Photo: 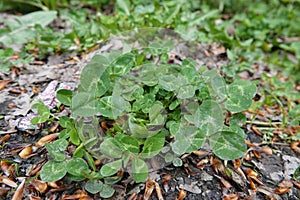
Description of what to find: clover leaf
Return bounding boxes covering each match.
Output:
[226,79,257,112]
[40,160,67,182]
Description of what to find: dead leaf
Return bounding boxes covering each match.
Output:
[30,179,48,194]
[274,187,291,194]
[127,193,137,200]
[215,175,232,189]
[293,180,300,189]
[0,161,11,176]
[257,186,282,199]
[251,126,262,136]
[35,133,59,147]
[61,190,92,200]
[47,181,60,188]
[154,182,164,200]
[252,150,261,159]
[291,141,300,154]
[0,134,10,145]
[19,145,33,159]
[11,178,26,200]
[28,159,47,176]
[0,176,18,188]
[261,146,273,155]
[29,195,42,200]
[243,167,264,185]
[144,178,155,200]
[0,79,11,91]
[232,159,241,169]
[0,187,10,198]
[222,193,240,200]
[161,173,171,192]
[196,158,209,169]
[278,179,293,188]
[248,177,257,191]
[49,123,59,132]
[183,163,198,175]
[211,157,226,176]
[176,189,186,200]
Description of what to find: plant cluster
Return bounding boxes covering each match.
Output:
[34,38,257,197]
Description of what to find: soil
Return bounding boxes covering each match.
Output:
[0,30,299,200]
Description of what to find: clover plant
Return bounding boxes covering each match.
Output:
[38,39,256,197]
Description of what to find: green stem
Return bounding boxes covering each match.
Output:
[264,89,288,127]
[246,120,282,126]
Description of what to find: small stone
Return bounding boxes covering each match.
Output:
[282,155,300,178]
[179,182,201,194]
[200,171,213,181]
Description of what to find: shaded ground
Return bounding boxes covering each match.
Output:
[1,37,300,200]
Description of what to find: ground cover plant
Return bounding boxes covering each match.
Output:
[0,0,300,199]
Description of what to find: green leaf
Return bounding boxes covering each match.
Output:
[59,129,69,139]
[70,128,80,146]
[31,100,50,123]
[78,55,109,92]
[111,94,130,118]
[83,150,96,171]
[116,0,131,15]
[104,176,122,185]
[169,99,180,110]
[100,184,115,198]
[72,92,97,117]
[0,11,57,46]
[203,70,227,102]
[177,85,196,99]
[148,102,166,125]
[100,160,122,177]
[128,117,149,138]
[184,100,224,136]
[171,125,205,155]
[111,53,134,75]
[31,116,49,125]
[158,75,178,91]
[59,116,74,128]
[85,180,103,194]
[56,89,73,106]
[141,133,165,158]
[172,158,183,167]
[209,131,247,160]
[226,80,257,112]
[164,152,174,163]
[45,138,68,161]
[100,138,123,158]
[132,158,148,183]
[40,160,67,182]
[229,113,247,127]
[66,158,90,177]
[97,96,113,118]
[66,173,86,182]
[122,151,131,168]
[114,134,140,154]
[138,63,158,86]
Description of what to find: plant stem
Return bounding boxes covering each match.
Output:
[246,121,282,126]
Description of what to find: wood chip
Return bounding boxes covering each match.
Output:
[11,178,26,200]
